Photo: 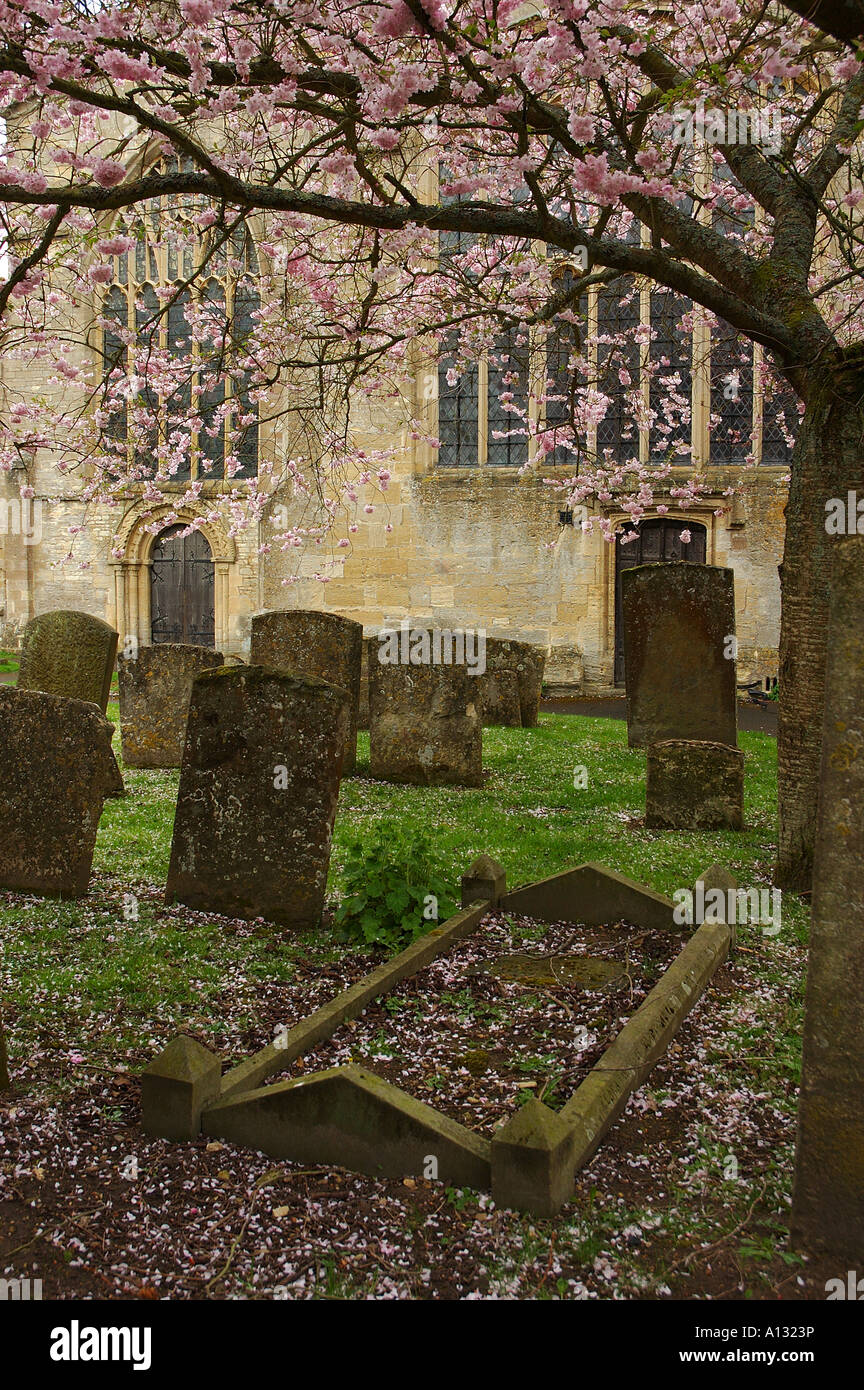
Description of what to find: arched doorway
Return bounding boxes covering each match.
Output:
[614,518,707,683]
[150,525,215,646]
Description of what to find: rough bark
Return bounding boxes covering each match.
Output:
[776,359,864,890]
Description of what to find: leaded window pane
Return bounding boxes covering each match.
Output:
[596,282,640,457]
[710,321,754,464]
[649,288,692,460]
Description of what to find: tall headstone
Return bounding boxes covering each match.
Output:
[621,563,737,748]
[369,637,483,786]
[485,637,546,727]
[0,688,117,897]
[165,666,350,929]
[646,739,744,830]
[118,643,224,768]
[250,610,362,774]
[17,610,118,713]
[791,536,864,1259]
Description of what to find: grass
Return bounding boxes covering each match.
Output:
[1,709,803,1071]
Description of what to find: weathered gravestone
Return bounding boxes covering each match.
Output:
[621,563,737,748]
[645,739,744,830]
[17,609,124,795]
[0,688,117,897]
[479,666,523,728]
[17,609,118,712]
[791,536,864,1260]
[165,665,350,929]
[250,610,362,774]
[484,637,546,727]
[118,643,224,768]
[369,635,483,786]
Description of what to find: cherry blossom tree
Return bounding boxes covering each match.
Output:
[0,0,862,890]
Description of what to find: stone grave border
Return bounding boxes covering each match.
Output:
[142,859,735,1215]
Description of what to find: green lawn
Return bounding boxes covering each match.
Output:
[1,710,804,1070]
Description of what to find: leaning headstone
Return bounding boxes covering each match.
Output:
[645,739,744,830]
[485,637,546,727]
[369,636,483,786]
[791,536,864,1259]
[250,610,362,774]
[17,609,118,713]
[0,688,117,897]
[165,665,350,929]
[621,563,737,749]
[118,643,224,768]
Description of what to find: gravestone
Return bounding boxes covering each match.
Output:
[0,688,117,897]
[479,666,523,728]
[118,643,224,768]
[621,563,737,748]
[791,536,864,1259]
[645,739,744,830]
[17,609,118,713]
[250,610,362,774]
[369,636,483,786]
[485,637,546,727]
[165,665,350,929]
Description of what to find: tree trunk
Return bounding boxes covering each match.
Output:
[790,534,864,1258]
[775,359,864,891]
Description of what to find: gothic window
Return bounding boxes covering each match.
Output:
[101,157,260,481]
[431,170,796,469]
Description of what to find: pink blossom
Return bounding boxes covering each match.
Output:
[96,236,134,256]
[91,159,126,188]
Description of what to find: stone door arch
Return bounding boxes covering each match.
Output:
[110,505,235,653]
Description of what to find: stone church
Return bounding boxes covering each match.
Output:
[0,152,791,695]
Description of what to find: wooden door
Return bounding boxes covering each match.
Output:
[150,526,215,646]
[614,519,707,684]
